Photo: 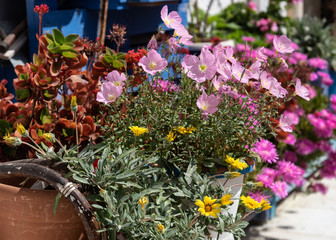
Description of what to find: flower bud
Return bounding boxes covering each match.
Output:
[16,123,29,137]
[70,95,78,112]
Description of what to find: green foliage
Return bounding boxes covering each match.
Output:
[288,16,336,70]
[45,29,80,58]
[103,47,127,69]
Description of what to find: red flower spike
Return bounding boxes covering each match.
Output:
[34,4,49,16]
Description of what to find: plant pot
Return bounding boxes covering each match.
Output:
[0,179,87,240]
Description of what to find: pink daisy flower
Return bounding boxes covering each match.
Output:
[270,181,288,198]
[252,138,279,163]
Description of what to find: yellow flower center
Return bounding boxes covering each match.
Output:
[202,104,208,110]
[149,61,157,69]
[205,205,212,212]
[114,82,121,86]
[199,64,208,72]
[108,94,115,101]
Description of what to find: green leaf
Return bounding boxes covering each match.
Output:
[53,192,62,215]
[115,171,136,180]
[64,34,79,43]
[103,54,114,64]
[62,50,78,58]
[15,88,29,101]
[72,174,90,184]
[59,44,74,51]
[112,60,124,69]
[52,28,65,44]
[0,120,10,134]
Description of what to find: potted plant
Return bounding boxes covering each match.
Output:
[0,4,310,240]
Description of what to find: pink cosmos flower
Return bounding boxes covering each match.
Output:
[196,92,219,114]
[273,35,294,54]
[105,70,126,87]
[138,49,168,75]
[252,138,279,163]
[294,78,310,101]
[147,35,158,50]
[284,133,296,145]
[96,82,123,104]
[186,49,217,83]
[160,5,182,29]
[270,181,288,198]
[279,114,293,132]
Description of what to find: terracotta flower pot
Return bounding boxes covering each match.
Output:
[0,179,87,240]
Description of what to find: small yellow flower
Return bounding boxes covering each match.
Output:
[260,198,272,211]
[195,196,221,218]
[229,172,242,179]
[174,126,196,134]
[240,195,262,210]
[129,126,149,136]
[71,95,77,109]
[156,223,165,234]
[3,133,22,147]
[166,130,177,142]
[137,197,148,210]
[43,133,54,141]
[16,123,27,136]
[225,155,248,170]
[220,194,233,206]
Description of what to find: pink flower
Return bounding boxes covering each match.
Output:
[196,92,219,114]
[294,78,310,101]
[248,2,257,11]
[138,49,168,75]
[271,22,278,32]
[256,168,277,188]
[283,110,299,125]
[273,35,294,54]
[265,33,276,43]
[295,139,316,155]
[292,52,307,62]
[147,35,158,50]
[277,58,288,72]
[269,80,288,98]
[151,79,179,92]
[284,134,296,145]
[160,5,182,29]
[283,151,297,162]
[310,183,328,195]
[174,25,193,45]
[96,82,123,104]
[270,181,288,198]
[279,114,293,132]
[256,47,268,61]
[330,94,336,104]
[231,62,251,83]
[167,37,180,53]
[106,70,126,87]
[260,71,276,89]
[308,57,328,70]
[186,49,217,83]
[277,161,305,186]
[242,36,255,42]
[252,138,279,163]
[310,72,318,81]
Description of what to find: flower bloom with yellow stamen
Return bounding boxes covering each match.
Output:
[156,223,165,234]
[240,195,262,210]
[3,133,22,147]
[129,126,149,136]
[174,126,196,134]
[220,194,233,206]
[137,197,148,210]
[225,155,248,170]
[43,133,54,141]
[195,196,221,218]
[16,123,27,136]
[260,198,272,211]
[166,130,177,142]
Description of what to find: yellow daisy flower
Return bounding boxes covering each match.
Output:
[16,123,27,136]
[156,223,165,234]
[260,198,272,211]
[225,155,248,170]
[229,172,242,179]
[174,126,196,134]
[166,130,177,142]
[129,126,149,136]
[240,195,262,210]
[220,194,233,206]
[195,196,221,218]
[137,197,148,210]
[43,133,54,141]
[3,133,22,147]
